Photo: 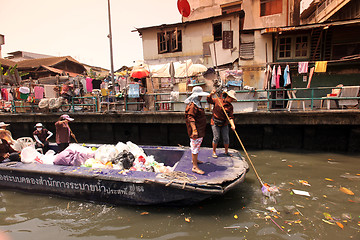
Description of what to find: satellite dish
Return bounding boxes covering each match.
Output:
[177,0,191,17]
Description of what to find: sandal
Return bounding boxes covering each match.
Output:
[225,152,233,157]
[192,167,204,175]
[212,153,218,158]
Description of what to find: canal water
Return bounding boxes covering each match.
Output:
[0,150,359,240]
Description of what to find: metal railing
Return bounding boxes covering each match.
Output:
[3,86,359,114]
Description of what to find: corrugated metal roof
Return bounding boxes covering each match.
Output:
[41,65,82,77]
[17,56,82,69]
[0,58,17,67]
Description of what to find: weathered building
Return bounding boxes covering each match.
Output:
[135,0,360,90]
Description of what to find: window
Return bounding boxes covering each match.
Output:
[213,23,222,41]
[157,30,182,54]
[260,0,282,16]
[278,35,309,59]
[295,36,308,57]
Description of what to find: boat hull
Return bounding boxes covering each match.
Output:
[0,146,248,206]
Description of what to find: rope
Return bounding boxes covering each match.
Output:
[160,171,197,188]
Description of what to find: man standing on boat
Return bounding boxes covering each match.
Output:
[55,114,75,153]
[207,89,237,158]
[185,86,209,175]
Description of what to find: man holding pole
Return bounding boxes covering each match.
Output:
[207,89,237,158]
[55,114,76,153]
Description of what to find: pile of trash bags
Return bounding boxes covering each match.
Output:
[20,141,173,173]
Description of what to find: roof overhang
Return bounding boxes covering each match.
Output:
[133,10,245,34]
[261,18,360,34]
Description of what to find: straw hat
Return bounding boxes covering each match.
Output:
[224,90,237,101]
[0,122,10,127]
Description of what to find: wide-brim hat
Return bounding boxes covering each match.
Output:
[224,90,237,101]
[35,123,44,128]
[190,86,210,97]
[61,114,74,121]
[0,122,10,127]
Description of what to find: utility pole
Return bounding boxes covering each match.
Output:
[107,0,115,94]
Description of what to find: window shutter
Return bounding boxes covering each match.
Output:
[240,33,254,59]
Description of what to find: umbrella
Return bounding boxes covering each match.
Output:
[131,69,149,79]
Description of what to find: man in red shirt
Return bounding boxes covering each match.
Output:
[55,114,75,153]
[207,89,236,158]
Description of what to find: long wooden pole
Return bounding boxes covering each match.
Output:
[215,93,264,187]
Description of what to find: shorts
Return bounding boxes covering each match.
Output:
[190,137,203,155]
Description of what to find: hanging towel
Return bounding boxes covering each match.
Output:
[34,86,44,100]
[44,85,57,98]
[263,65,272,90]
[80,78,88,93]
[276,65,282,89]
[128,83,140,98]
[86,77,93,92]
[270,65,276,88]
[298,62,308,74]
[1,89,8,101]
[315,61,327,72]
[178,82,187,93]
[283,65,291,87]
[307,67,315,88]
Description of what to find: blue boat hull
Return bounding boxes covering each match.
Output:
[0,146,249,206]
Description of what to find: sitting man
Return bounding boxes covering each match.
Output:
[0,137,20,163]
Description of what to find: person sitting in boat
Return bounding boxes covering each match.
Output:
[0,133,20,163]
[184,86,209,175]
[0,122,15,144]
[207,89,237,158]
[55,114,75,153]
[33,123,53,154]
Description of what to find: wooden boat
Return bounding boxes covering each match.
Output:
[0,145,248,206]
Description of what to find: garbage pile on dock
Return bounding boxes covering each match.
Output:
[20,141,173,173]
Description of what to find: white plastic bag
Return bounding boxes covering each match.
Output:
[94,145,119,164]
[115,142,130,153]
[40,150,56,165]
[126,141,145,159]
[21,146,41,164]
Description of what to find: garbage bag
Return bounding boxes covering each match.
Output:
[113,150,135,169]
[21,146,41,164]
[40,150,56,165]
[115,142,130,153]
[126,141,145,159]
[94,145,119,164]
[38,99,49,109]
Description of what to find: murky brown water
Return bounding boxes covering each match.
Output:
[0,150,359,240]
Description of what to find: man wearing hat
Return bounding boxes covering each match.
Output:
[0,122,15,144]
[184,86,210,175]
[207,89,237,158]
[0,122,20,162]
[55,114,75,153]
[33,123,53,153]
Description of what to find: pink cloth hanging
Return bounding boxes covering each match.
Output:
[34,86,44,99]
[86,77,93,92]
[307,67,315,88]
[276,65,282,89]
[298,62,308,74]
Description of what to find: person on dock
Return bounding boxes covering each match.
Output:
[207,89,236,158]
[184,86,209,175]
[33,123,53,154]
[55,114,75,153]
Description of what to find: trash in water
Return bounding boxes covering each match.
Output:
[299,180,311,186]
[339,187,354,195]
[325,178,334,181]
[266,207,278,213]
[291,189,311,197]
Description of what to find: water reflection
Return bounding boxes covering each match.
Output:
[0,150,359,240]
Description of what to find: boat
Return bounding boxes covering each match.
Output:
[0,145,249,206]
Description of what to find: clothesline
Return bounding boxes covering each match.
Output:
[265,55,360,66]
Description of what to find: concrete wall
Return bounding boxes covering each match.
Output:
[3,112,360,152]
